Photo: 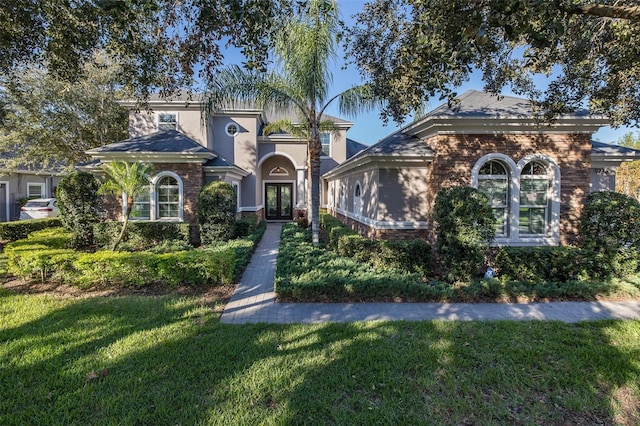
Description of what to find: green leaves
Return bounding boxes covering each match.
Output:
[349,0,640,126]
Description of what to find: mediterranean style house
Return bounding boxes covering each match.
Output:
[84,94,365,226]
[83,90,638,246]
[324,90,640,246]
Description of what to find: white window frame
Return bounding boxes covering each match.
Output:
[339,183,346,211]
[353,181,363,216]
[129,185,151,221]
[157,112,178,131]
[320,133,331,157]
[472,153,560,246]
[477,160,511,237]
[232,181,240,213]
[27,183,45,199]
[0,181,9,222]
[155,174,181,221]
[122,171,184,222]
[225,122,239,137]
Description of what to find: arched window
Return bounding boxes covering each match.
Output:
[156,175,180,220]
[353,182,363,216]
[478,160,509,236]
[339,184,346,211]
[519,161,549,235]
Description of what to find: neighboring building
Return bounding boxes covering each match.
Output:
[85,95,364,225]
[84,90,638,247]
[0,153,64,221]
[324,90,640,246]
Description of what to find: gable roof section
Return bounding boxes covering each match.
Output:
[404,90,608,138]
[323,131,433,178]
[86,130,215,163]
[591,140,640,167]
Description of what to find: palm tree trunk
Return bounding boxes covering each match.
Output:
[309,136,322,245]
[113,197,132,251]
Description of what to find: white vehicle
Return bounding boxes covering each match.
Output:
[19,198,59,220]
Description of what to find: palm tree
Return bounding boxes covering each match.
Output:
[98,161,153,250]
[204,0,380,245]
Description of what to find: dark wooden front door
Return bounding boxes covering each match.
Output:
[265,183,293,220]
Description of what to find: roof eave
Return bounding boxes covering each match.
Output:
[323,154,433,179]
[407,116,610,138]
[86,152,215,163]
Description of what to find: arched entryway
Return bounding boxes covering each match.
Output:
[260,155,298,221]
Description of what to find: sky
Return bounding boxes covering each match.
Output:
[227,0,635,146]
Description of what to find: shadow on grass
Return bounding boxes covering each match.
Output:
[1,291,639,424]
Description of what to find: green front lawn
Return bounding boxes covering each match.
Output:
[1,290,639,425]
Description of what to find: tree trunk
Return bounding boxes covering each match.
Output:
[113,196,133,251]
[309,135,322,246]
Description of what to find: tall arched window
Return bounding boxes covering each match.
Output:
[156,175,180,220]
[353,182,363,216]
[478,160,509,236]
[519,161,549,235]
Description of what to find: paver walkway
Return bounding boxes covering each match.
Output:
[220,223,640,324]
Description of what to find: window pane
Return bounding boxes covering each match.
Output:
[320,133,330,156]
[131,203,150,219]
[158,113,177,131]
[520,179,548,206]
[27,184,43,199]
[519,207,546,234]
[478,179,507,206]
[492,207,506,235]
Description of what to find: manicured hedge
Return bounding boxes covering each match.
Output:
[275,223,640,302]
[93,221,193,250]
[5,227,235,288]
[493,246,640,282]
[320,212,431,276]
[0,218,62,242]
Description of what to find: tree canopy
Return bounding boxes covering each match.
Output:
[347,0,640,125]
[0,55,128,171]
[204,0,379,244]
[0,0,293,99]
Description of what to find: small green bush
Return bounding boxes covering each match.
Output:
[56,171,101,247]
[198,181,237,245]
[377,239,432,276]
[232,214,260,238]
[93,221,192,251]
[579,191,640,250]
[434,186,495,283]
[0,218,61,242]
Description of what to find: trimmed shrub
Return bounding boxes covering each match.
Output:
[67,249,235,288]
[434,186,495,283]
[93,221,192,251]
[0,218,61,242]
[56,171,101,247]
[579,191,640,249]
[4,228,77,281]
[198,181,237,245]
[494,245,639,282]
[377,239,431,276]
[4,218,268,288]
[494,246,587,282]
[232,214,260,238]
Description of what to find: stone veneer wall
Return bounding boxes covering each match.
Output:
[425,133,592,246]
[99,162,205,225]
